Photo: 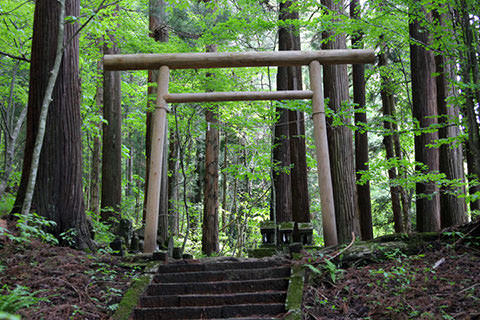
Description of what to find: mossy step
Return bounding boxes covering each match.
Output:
[153,265,291,283]
[134,303,285,320]
[139,291,287,307]
[145,278,289,296]
[211,318,280,320]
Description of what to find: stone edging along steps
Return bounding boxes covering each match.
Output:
[114,256,304,320]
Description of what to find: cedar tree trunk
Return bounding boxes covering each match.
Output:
[351,0,373,240]
[321,0,360,243]
[12,0,93,249]
[202,43,220,256]
[435,54,467,227]
[409,4,441,232]
[379,46,404,233]
[101,28,122,221]
[272,0,294,223]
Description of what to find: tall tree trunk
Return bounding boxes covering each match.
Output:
[0,63,27,200]
[272,0,294,224]
[90,135,101,216]
[12,0,93,249]
[394,133,412,232]
[321,0,360,244]
[221,133,228,228]
[409,4,441,232]
[457,0,480,212]
[193,143,204,205]
[435,53,467,227]
[466,145,480,211]
[167,126,179,235]
[0,110,27,200]
[202,43,220,256]
[379,46,404,233]
[275,0,310,239]
[125,136,133,197]
[286,7,311,226]
[101,6,122,222]
[89,67,102,217]
[351,0,373,240]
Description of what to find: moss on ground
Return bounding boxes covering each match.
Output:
[112,261,159,320]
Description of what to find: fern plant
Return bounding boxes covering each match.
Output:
[0,213,59,246]
[0,285,47,314]
[14,213,58,245]
[0,312,20,320]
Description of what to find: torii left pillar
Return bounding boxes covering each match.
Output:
[144,65,169,253]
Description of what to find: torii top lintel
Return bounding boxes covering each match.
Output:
[103,49,375,71]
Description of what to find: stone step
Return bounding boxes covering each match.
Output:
[210,318,280,320]
[139,291,287,307]
[134,303,285,320]
[145,278,289,296]
[153,265,291,283]
[156,260,287,274]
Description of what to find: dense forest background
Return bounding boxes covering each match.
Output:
[0,0,479,257]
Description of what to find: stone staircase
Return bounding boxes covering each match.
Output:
[133,257,291,320]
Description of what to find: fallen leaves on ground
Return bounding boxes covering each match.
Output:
[0,222,140,320]
[303,238,480,319]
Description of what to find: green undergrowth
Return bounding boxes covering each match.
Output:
[0,285,48,319]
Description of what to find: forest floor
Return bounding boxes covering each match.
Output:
[0,219,141,320]
[302,221,480,320]
[1,217,479,320]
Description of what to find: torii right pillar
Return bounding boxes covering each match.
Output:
[309,60,338,247]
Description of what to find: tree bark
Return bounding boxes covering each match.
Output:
[0,63,28,200]
[435,53,467,227]
[457,0,480,212]
[167,126,179,235]
[89,68,102,217]
[285,4,311,226]
[351,0,373,240]
[321,0,360,244]
[466,145,480,211]
[221,133,228,228]
[409,4,441,232]
[125,135,133,197]
[379,47,404,233]
[0,107,26,200]
[202,43,220,256]
[272,0,294,224]
[101,6,122,222]
[12,0,93,249]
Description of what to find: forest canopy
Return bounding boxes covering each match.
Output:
[0,0,479,256]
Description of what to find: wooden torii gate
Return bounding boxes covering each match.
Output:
[103,50,376,253]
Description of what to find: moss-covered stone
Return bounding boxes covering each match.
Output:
[297,222,313,230]
[284,309,302,320]
[247,247,278,258]
[278,221,295,231]
[112,275,151,320]
[260,221,276,229]
[285,264,304,320]
[112,262,159,320]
